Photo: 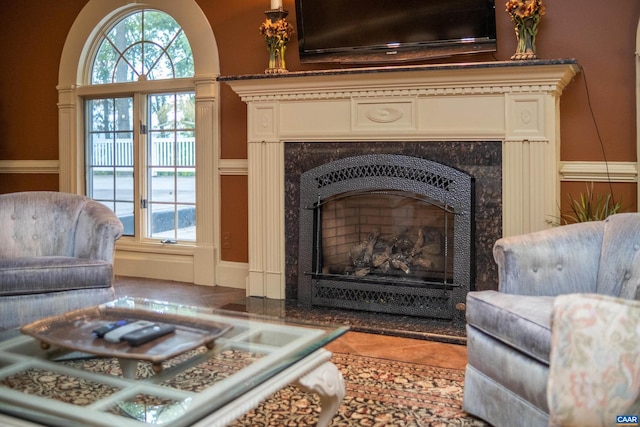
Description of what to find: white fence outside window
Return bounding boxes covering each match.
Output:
[90,137,195,170]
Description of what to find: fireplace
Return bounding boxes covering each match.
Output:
[298,154,473,324]
[222,60,580,309]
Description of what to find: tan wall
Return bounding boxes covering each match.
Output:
[220,175,248,262]
[0,0,638,263]
[0,175,58,194]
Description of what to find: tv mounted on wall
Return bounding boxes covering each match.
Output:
[294,0,497,64]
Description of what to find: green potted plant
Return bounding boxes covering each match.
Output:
[557,182,622,225]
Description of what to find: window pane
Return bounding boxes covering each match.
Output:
[91,169,115,200]
[147,51,175,80]
[122,43,144,80]
[177,204,196,241]
[149,202,173,239]
[115,167,134,201]
[111,13,143,49]
[169,31,194,78]
[177,132,195,166]
[148,203,196,241]
[86,97,135,237]
[147,91,195,242]
[176,93,195,130]
[89,99,114,132]
[149,94,175,130]
[115,132,134,167]
[91,9,193,83]
[116,202,135,236]
[144,10,181,44]
[176,171,195,203]
[114,98,133,132]
[149,171,175,203]
[149,133,175,167]
[92,42,118,85]
[88,132,109,166]
[112,57,137,83]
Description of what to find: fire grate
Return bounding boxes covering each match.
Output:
[298,154,474,327]
[313,282,453,318]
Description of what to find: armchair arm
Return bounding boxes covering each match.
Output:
[493,221,603,296]
[73,201,124,262]
[547,294,640,427]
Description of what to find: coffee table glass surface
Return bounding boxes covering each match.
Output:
[0,297,348,427]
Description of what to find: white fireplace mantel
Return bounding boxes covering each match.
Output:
[222,60,581,299]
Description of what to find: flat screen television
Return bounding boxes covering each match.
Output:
[294,0,497,64]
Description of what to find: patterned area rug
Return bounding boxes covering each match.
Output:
[1,349,487,426]
[231,352,488,427]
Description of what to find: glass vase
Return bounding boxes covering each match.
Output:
[265,44,288,74]
[511,17,539,60]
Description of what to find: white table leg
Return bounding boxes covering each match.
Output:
[294,361,345,427]
[118,358,138,379]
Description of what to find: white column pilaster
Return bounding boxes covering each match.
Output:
[194,77,218,285]
[247,102,285,298]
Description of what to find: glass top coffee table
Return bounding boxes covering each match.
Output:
[0,297,348,427]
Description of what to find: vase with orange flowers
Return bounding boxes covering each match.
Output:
[260,10,294,74]
[505,0,546,60]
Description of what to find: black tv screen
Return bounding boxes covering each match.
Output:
[295,0,497,64]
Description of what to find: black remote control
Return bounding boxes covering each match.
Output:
[103,320,156,343]
[121,323,176,346]
[92,319,132,338]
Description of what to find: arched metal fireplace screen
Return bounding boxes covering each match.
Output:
[298,154,473,324]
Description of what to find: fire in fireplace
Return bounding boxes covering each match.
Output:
[298,154,473,325]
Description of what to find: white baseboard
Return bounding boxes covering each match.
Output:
[115,251,194,283]
[216,261,249,291]
[114,250,248,291]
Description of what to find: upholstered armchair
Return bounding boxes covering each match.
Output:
[0,191,123,334]
[463,213,640,427]
[547,293,640,426]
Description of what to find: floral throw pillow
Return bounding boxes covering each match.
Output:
[547,294,640,427]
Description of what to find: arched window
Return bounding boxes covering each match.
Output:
[91,10,194,84]
[86,9,196,241]
[59,0,221,285]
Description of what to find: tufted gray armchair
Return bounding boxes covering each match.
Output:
[0,191,123,334]
[463,213,640,426]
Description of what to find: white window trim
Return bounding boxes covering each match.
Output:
[58,0,230,287]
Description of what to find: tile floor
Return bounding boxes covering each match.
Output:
[113,276,468,370]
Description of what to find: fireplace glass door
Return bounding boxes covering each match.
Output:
[314,190,454,288]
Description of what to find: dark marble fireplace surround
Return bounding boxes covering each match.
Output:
[284,140,502,342]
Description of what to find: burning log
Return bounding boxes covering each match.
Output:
[390,253,411,274]
[371,239,393,267]
[410,227,425,256]
[348,226,445,277]
[350,229,380,268]
[354,268,370,277]
[364,229,380,263]
[411,227,445,270]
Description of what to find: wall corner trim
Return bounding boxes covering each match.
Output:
[560,161,638,182]
[0,160,60,174]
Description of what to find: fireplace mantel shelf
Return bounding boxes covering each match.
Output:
[224,59,581,299]
[218,58,579,82]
